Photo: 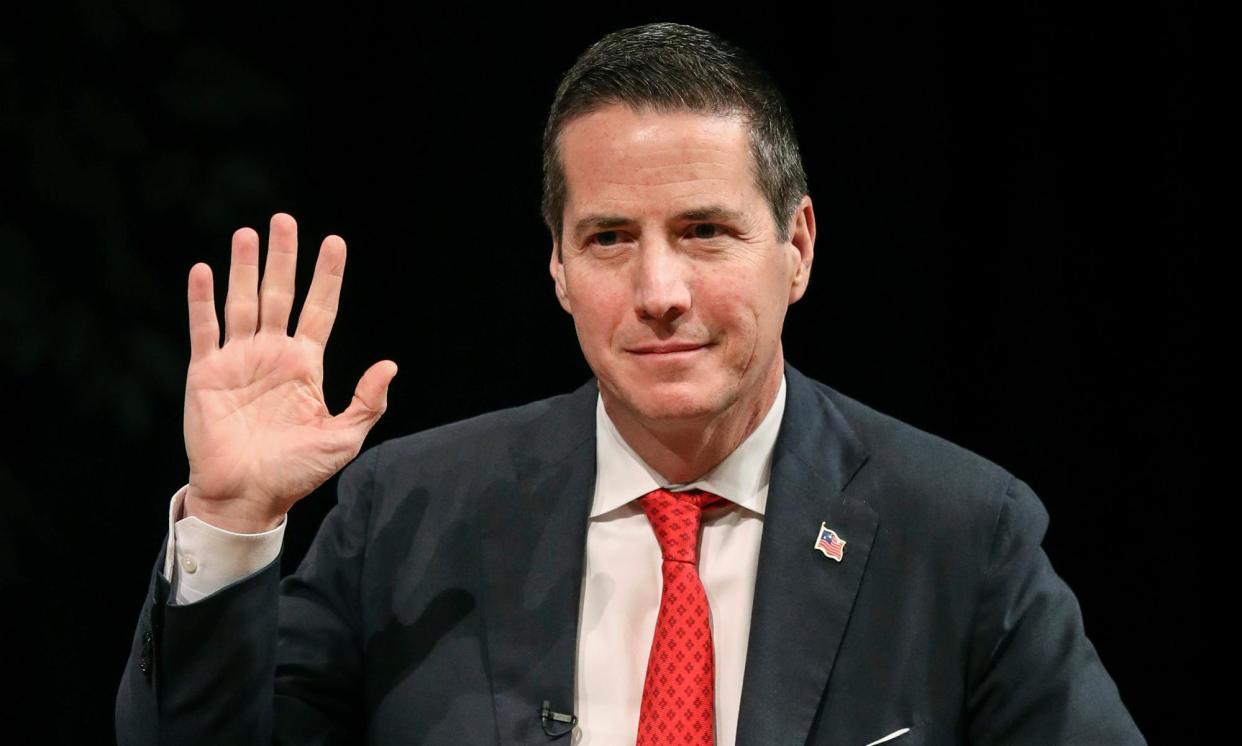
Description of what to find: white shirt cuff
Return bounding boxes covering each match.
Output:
[162,485,287,605]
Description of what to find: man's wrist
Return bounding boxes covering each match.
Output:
[182,490,284,534]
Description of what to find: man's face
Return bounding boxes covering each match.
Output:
[550,103,815,430]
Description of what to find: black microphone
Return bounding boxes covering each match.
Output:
[539,700,577,738]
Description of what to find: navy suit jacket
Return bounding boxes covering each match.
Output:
[116,364,1145,745]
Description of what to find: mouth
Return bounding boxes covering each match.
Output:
[626,342,710,358]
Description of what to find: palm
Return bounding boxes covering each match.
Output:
[188,338,334,510]
[183,214,396,529]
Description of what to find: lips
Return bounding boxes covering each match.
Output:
[627,342,709,354]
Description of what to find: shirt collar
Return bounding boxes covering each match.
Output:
[591,374,787,518]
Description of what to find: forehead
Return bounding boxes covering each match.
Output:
[558,103,761,221]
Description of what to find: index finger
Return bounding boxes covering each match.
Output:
[187,262,220,360]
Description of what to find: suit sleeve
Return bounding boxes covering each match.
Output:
[115,447,378,746]
[964,476,1145,745]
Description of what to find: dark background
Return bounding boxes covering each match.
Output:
[1,1,1197,742]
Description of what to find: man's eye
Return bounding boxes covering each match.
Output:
[592,231,620,246]
[688,224,721,239]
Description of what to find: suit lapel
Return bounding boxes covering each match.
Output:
[479,379,598,744]
[736,364,877,745]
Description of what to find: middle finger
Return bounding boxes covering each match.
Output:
[259,213,298,334]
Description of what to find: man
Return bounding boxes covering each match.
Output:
[116,22,1144,745]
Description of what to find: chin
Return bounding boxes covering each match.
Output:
[610,379,733,424]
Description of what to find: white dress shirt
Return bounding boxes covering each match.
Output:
[162,375,786,746]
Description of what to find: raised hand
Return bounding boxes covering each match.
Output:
[182,213,397,532]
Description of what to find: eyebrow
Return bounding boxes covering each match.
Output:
[572,205,747,237]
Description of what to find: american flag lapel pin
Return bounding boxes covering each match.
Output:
[813,521,846,562]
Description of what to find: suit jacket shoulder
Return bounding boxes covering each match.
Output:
[336,379,598,565]
[810,374,1017,506]
[352,379,597,502]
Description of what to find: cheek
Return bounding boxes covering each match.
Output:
[701,274,785,357]
[700,284,760,344]
[568,276,628,351]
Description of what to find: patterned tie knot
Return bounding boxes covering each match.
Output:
[638,488,723,564]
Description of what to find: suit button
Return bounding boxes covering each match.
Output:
[143,630,152,645]
[138,656,150,674]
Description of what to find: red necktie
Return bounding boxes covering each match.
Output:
[636,488,723,746]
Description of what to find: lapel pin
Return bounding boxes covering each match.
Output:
[813,521,846,562]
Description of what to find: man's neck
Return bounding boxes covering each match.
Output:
[603,355,785,484]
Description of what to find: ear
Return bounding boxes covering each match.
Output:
[786,195,816,304]
[549,236,572,313]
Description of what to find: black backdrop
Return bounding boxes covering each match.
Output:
[1,1,1198,742]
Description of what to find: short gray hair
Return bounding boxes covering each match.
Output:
[541,22,808,256]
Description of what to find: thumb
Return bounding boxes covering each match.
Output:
[336,359,398,432]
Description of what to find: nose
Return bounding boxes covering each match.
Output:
[633,239,691,324]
